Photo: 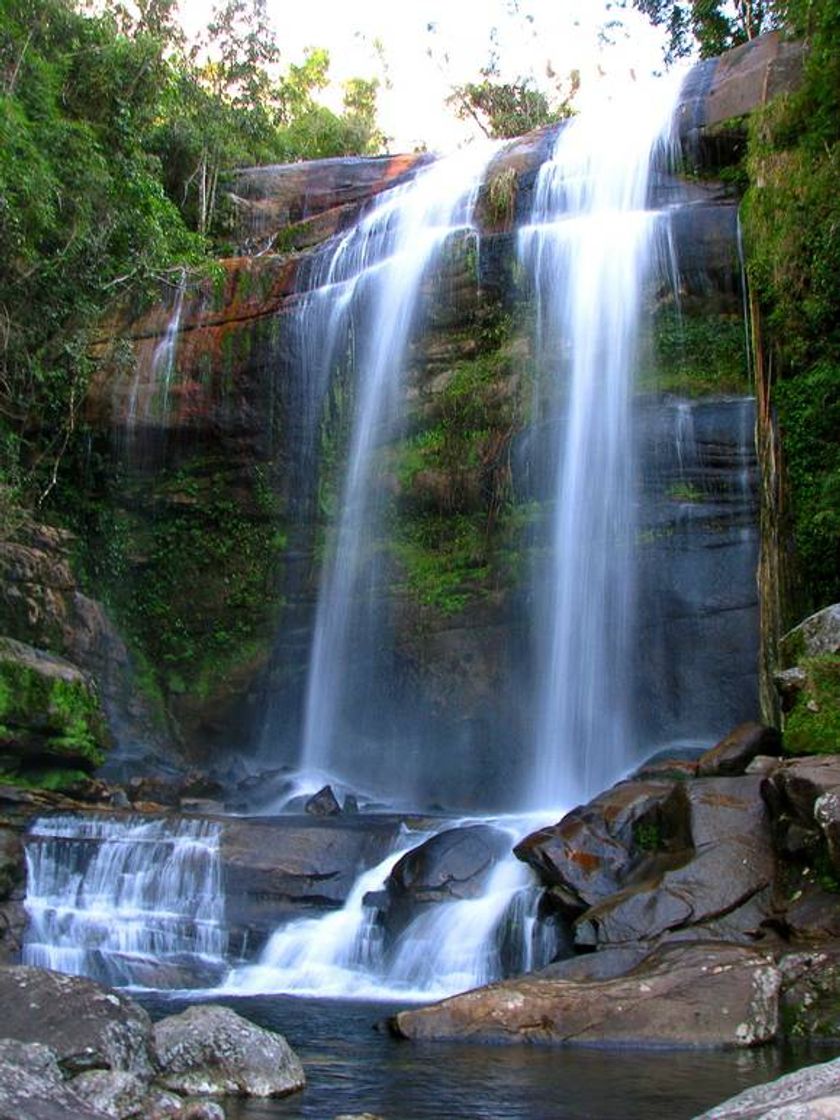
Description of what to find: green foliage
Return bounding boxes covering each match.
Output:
[642,306,749,396]
[623,0,775,62]
[0,653,109,768]
[448,77,563,139]
[633,819,664,851]
[741,0,840,608]
[783,655,840,755]
[392,513,491,615]
[72,457,286,704]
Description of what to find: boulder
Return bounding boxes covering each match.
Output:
[380,823,512,940]
[219,816,406,952]
[781,605,840,664]
[71,1070,149,1120]
[693,1054,840,1119]
[574,776,775,948]
[815,791,840,875]
[390,942,780,1047]
[697,723,782,777]
[0,965,154,1077]
[0,1039,110,1120]
[152,1003,305,1098]
[305,785,342,817]
[780,949,840,1040]
[769,757,840,824]
[514,780,690,910]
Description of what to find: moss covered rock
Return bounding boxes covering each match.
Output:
[0,637,110,788]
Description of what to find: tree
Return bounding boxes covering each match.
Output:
[623,0,775,62]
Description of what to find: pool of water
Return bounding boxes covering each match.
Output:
[140,993,839,1119]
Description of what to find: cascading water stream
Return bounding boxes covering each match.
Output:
[23,815,226,989]
[224,816,554,1002]
[294,145,495,802]
[519,75,684,808]
[126,269,187,432]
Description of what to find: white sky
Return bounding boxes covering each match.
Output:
[178,0,670,151]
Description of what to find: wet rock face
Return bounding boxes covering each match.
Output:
[390,942,781,1047]
[379,824,512,941]
[219,815,406,952]
[513,780,692,911]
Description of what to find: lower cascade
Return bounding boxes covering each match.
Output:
[22,813,557,999]
[23,815,227,989]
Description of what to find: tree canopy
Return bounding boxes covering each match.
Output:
[0,0,385,519]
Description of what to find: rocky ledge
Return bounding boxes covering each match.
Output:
[0,964,304,1120]
[392,716,840,1048]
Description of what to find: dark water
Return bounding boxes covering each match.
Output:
[140,993,839,1120]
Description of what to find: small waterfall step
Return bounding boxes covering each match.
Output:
[23,814,227,990]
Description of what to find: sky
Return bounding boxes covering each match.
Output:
[178,0,671,152]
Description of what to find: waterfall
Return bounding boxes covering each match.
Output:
[224,816,556,1002]
[294,145,496,801]
[23,815,227,989]
[125,270,187,431]
[519,75,684,808]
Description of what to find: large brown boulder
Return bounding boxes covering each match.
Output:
[390,942,781,1047]
[697,722,782,777]
[574,776,775,948]
[514,779,690,910]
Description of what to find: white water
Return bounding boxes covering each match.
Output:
[519,75,684,808]
[297,145,495,799]
[23,815,226,988]
[126,270,187,429]
[224,815,555,1002]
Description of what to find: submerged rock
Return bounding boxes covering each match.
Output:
[152,1003,305,1098]
[390,941,781,1047]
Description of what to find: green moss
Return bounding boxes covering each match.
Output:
[0,766,91,793]
[667,482,705,503]
[633,819,664,852]
[392,512,491,615]
[0,653,108,769]
[70,456,287,710]
[783,654,840,755]
[640,307,749,396]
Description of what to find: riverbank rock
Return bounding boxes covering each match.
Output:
[0,1039,110,1120]
[0,965,154,1077]
[574,776,776,948]
[697,722,783,777]
[153,1004,305,1097]
[390,941,781,1046]
[693,1054,840,1119]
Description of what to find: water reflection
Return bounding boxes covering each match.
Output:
[140,993,838,1120]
